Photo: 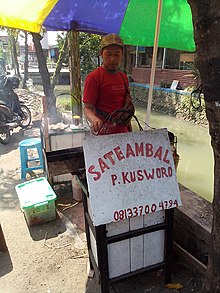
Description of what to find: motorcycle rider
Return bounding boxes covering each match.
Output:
[0,74,24,119]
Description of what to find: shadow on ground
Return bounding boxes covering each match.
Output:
[0,251,13,278]
[0,128,27,156]
[0,169,20,211]
[24,183,85,242]
[27,215,67,241]
[84,261,204,293]
[0,123,40,156]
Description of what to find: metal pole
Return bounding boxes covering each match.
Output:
[162,48,166,69]
[145,0,163,128]
[135,46,138,68]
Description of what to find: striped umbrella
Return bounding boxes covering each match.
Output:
[0,0,195,51]
[0,0,195,124]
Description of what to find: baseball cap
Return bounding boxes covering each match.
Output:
[100,33,124,51]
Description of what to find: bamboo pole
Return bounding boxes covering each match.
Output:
[68,31,82,120]
[145,0,163,128]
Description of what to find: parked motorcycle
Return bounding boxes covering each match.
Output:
[0,75,32,144]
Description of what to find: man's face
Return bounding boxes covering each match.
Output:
[101,45,123,72]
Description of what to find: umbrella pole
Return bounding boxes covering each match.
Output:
[145,0,163,128]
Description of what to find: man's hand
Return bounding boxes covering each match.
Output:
[90,116,103,134]
[84,103,103,134]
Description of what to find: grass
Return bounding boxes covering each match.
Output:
[35,85,73,111]
[55,93,72,111]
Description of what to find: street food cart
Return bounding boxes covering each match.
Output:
[77,128,181,293]
[40,111,89,184]
[43,126,88,184]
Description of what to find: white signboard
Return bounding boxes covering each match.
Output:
[83,128,181,226]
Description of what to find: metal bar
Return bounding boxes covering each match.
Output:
[88,248,98,277]
[76,177,89,198]
[81,184,94,271]
[164,209,174,284]
[107,222,166,244]
[109,262,165,284]
[85,212,96,238]
[162,48,166,69]
[135,46,138,68]
[96,225,110,293]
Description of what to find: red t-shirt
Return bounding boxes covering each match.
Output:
[83,67,129,134]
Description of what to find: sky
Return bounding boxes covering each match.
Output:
[47,31,60,46]
[0,29,60,46]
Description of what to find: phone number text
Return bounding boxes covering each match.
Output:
[113,199,178,221]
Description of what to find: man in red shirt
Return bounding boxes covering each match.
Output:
[83,33,133,135]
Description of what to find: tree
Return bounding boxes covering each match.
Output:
[1,28,29,89]
[7,30,21,79]
[56,32,101,79]
[187,1,220,292]
[56,32,69,65]
[31,33,60,123]
[22,31,29,89]
[78,33,101,78]
[51,32,68,90]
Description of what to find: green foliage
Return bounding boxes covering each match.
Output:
[0,28,14,65]
[56,94,72,111]
[56,32,101,78]
[79,33,101,78]
[183,63,201,88]
[56,32,68,65]
[0,45,3,59]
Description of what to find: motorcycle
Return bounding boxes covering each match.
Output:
[0,75,32,144]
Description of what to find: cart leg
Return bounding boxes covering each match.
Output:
[164,209,174,284]
[96,225,110,293]
[80,180,94,273]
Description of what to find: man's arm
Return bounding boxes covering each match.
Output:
[84,103,103,134]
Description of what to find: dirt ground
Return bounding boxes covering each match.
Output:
[0,123,204,293]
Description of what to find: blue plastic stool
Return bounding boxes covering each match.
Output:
[19,138,44,180]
